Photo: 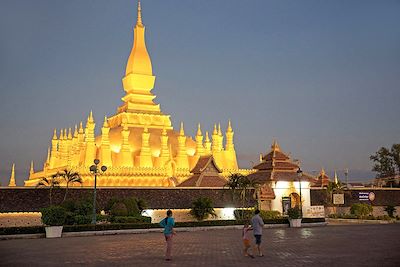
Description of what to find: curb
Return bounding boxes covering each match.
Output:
[0,222,327,240]
[326,218,396,225]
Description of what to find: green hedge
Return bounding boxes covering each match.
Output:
[110,216,152,224]
[0,226,45,235]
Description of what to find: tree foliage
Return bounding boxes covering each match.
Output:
[370,145,400,178]
[56,169,82,201]
[189,197,217,221]
[36,176,61,205]
[225,174,259,205]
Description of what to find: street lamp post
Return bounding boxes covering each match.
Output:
[297,167,303,218]
[344,168,349,189]
[90,159,107,225]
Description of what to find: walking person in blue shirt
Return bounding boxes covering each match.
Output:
[159,209,176,261]
[251,209,265,257]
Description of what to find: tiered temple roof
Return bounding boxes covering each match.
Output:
[248,141,316,184]
[178,155,227,187]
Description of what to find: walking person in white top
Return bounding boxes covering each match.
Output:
[251,209,264,257]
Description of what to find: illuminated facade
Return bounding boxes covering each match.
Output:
[24,2,247,187]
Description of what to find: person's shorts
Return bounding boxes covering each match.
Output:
[243,239,251,247]
[254,235,262,245]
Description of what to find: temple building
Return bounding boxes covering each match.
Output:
[247,141,316,214]
[24,2,247,187]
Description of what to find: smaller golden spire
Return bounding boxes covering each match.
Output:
[79,121,84,134]
[205,131,210,142]
[8,163,16,187]
[46,147,51,164]
[218,123,222,136]
[59,129,64,140]
[30,161,34,175]
[64,128,68,140]
[196,123,202,136]
[227,120,233,133]
[88,110,94,123]
[213,124,218,135]
[103,116,109,128]
[74,125,78,138]
[68,128,72,139]
[334,171,339,184]
[53,129,57,140]
[179,122,185,136]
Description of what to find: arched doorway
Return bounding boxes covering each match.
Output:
[290,192,300,208]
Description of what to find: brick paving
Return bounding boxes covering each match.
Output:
[0,224,399,267]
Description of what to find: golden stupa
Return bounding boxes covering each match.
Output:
[24,2,249,187]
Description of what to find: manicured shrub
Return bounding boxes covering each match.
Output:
[287,207,301,219]
[260,210,282,220]
[350,203,373,219]
[189,197,217,221]
[384,205,396,218]
[105,197,147,216]
[122,197,140,216]
[41,205,67,226]
[110,202,128,217]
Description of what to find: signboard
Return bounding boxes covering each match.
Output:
[333,194,344,205]
[359,192,375,202]
[282,197,291,215]
[304,206,325,218]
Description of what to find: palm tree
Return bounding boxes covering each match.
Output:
[225,173,260,218]
[56,169,82,202]
[36,175,61,205]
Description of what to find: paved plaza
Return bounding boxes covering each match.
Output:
[0,224,399,267]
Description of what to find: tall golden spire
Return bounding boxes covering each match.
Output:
[137,0,143,27]
[125,0,152,76]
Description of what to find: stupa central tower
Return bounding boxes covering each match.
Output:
[24,1,243,187]
[109,1,172,130]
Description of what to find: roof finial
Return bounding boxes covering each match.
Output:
[320,167,326,176]
[137,0,143,27]
[271,140,280,152]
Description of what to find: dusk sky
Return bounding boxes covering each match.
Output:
[1,0,399,186]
